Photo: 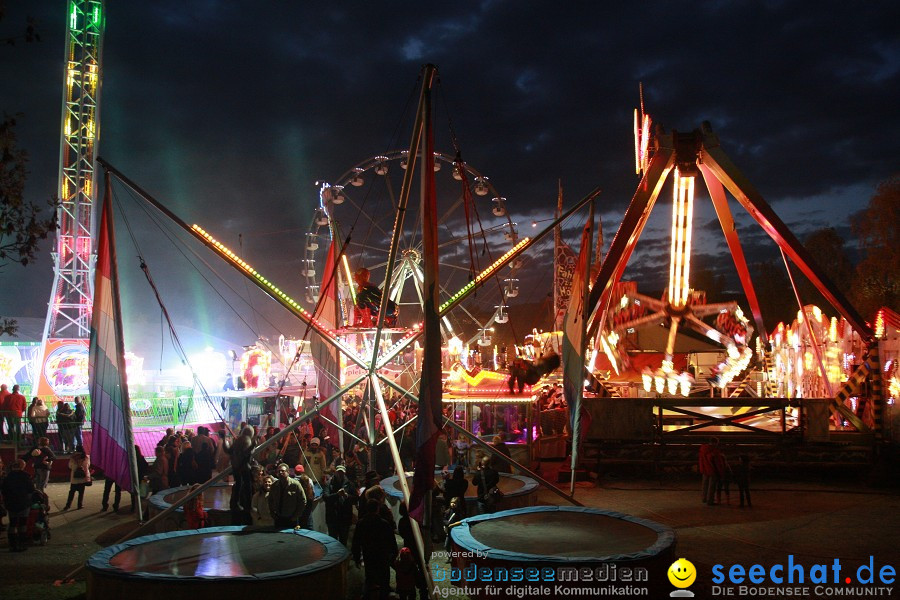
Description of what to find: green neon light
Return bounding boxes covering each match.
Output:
[93,5,101,24]
[70,3,78,29]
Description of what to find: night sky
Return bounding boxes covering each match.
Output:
[1,1,898,368]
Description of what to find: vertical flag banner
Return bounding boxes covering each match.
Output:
[562,206,594,455]
[311,241,341,447]
[410,105,444,523]
[555,242,577,329]
[89,181,137,492]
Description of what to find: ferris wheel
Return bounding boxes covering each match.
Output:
[303,151,522,346]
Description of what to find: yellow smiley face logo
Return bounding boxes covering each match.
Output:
[668,558,696,588]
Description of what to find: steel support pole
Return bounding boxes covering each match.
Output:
[699,135,871,339]
[369,375,435,594]
[443,418,583,507]
[375,187,602,370]
[97,158,369,368]
[781,249,834,398]
[587,146,675,334]
[699,163,768,345]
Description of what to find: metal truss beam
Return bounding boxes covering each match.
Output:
[587,146,675,333]
[699,163,768,345]
[699,130,872,340]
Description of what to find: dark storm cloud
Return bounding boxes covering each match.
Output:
[1,0,898,358]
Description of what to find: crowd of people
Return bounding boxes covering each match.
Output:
[0,386,87,453]
[159,415,510,599]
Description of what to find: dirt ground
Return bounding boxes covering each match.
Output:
[1,461,898,600]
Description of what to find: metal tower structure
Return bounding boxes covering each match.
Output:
[36,1,105,394]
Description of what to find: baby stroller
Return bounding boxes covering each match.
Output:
[25,490,51,546]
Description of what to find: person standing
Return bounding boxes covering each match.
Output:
[176,441,200,485]
[64,446,91,510]
[1,460,35,552]
[251,475,275,526]
[352,498,398,600]
[148,445,169,494]
[72,397,86,450]
[303,437,327,485]
[164,436,182,487]
[442,466,469,509]
[55,400,75,453]
[715,450,732,505]
[268,463,306,529]
[393,546,418,600]
[490,435,513,473]
[192,426,216,483]
[29,437,55,492]
[0,383,10,440]
[323,465,355,545]
[5,385,26,443]
[443,496,466,551]
[474,456,500,514]
[293,464,316,529]
[698,437,718,505]
[225,426,255,525]
[25,397,38,443]
[27,398,50,445]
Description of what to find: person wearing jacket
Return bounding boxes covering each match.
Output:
[27,398,50,445]
[28,437,55,492]
[55,401,75,453]
[1,459,35,551]
[268,463,306,529]
[4,385,26,443]
[323,465,356,545]
[352,498,398,600]
[72,397,86,450]
[64,446,91,510]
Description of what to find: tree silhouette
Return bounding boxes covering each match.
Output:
[852,176,900,318]
[0,115,59,336]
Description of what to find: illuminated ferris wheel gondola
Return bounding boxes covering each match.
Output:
[303,151,521,344]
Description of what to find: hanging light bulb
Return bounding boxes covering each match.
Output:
[641,368,653,393]
[666,375,678,395]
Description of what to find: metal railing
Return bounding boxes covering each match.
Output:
[652,397,801,439]
[0,388,205,451]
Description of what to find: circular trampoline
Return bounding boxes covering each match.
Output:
[147,483,234,531]
[87,526,349,600]
[381,471,538,516]
[148,482,324,532]
[448,506,676,599]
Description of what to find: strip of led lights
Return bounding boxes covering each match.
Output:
[667,169,695,308]
[191,224,366,367]
[372,236,532,369]
[374,324,422,369]
[439,237,530,313]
